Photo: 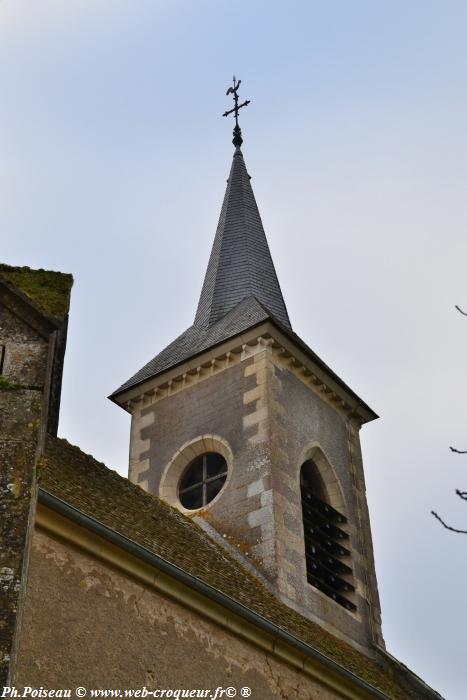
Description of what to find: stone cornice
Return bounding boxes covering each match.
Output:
[115,322,375,427]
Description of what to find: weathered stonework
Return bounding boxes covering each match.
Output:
[159,434,234,509]
[266,348,380,651]
[124,328,383,654]
[0,274,71,686]
[0,305,48,685]
[16,527,342,700]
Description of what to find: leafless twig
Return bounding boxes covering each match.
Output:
[431,511,467,534]
[432,305,467,532]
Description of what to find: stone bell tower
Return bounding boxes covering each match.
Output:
[110,81,384,655]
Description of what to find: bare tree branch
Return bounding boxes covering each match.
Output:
[433,306,467,532]
[431,510,467,534]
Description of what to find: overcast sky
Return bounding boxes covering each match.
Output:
[2,2,467,697]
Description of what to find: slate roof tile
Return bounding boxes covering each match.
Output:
[111,295,270,396]
[194,148,290,330]
[110,294,376,420]
[112,146,292,397]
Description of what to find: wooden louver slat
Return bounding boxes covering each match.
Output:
[301,490,356,612]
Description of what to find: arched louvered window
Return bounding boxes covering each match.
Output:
[300,460,356,611]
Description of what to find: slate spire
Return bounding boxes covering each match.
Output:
[110,83,292,399]
[194,145,291,330]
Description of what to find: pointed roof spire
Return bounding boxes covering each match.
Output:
[109,81,292,399]
[194,147,291,329]
[194,78,291,330]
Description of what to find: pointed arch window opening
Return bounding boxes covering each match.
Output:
[300,460,356,612]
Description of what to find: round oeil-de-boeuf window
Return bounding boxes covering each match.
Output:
[178,452,228,510]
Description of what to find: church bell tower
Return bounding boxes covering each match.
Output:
[110,79,384,654]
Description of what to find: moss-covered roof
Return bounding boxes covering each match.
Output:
[39,436,440,700]
[0,264,73,317]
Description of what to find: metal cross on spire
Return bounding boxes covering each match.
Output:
[222,76,250,148]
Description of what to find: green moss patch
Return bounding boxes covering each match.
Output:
[0,375,21,391]
[0,264,73,317]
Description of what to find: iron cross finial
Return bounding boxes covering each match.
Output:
[222,76,250,148]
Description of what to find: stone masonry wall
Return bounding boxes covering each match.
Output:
[266,353,383,651]
[131,347,278,579]
[346,423,384,648]
[128,339,382,652]
[0,304,50,684]
[16,528,341,700]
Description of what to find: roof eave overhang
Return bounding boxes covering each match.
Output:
[269,320,378,424]
[108,318,271,408]
[110,319,377,425]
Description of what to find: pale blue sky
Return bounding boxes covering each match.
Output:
[2,2,467,697]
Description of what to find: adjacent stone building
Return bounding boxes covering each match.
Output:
[1,122,442,698]
[0,266,72,681]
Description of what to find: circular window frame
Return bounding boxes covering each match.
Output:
[178,452,228,510]
[160,435,233,513]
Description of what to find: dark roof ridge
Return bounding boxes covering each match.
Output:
[242,292,282,322]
